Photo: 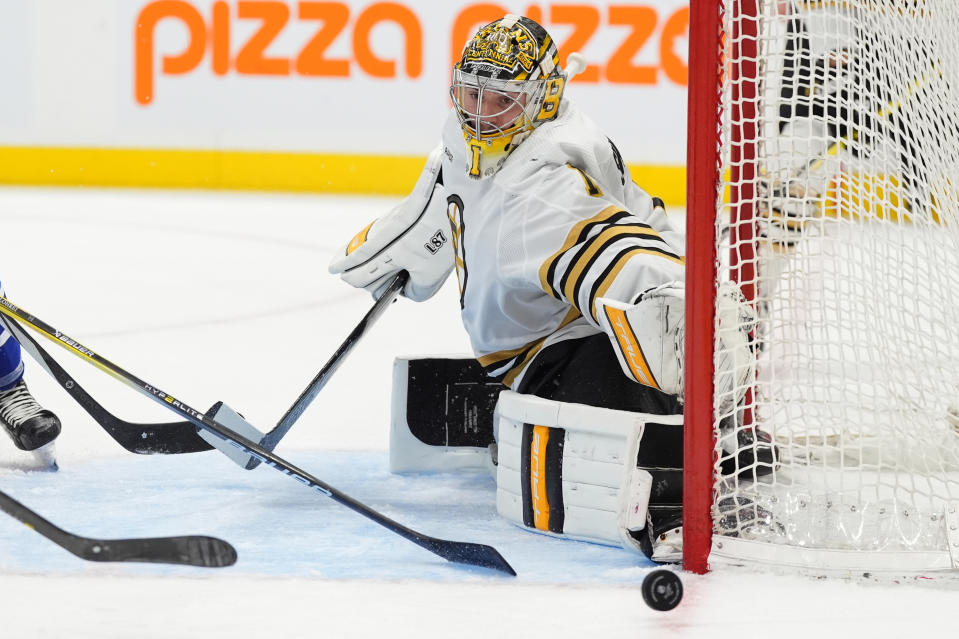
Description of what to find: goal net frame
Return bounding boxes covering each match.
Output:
[683,0,959,576]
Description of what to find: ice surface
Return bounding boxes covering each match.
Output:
[0,187,954,638]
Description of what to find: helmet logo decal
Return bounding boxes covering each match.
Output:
[464,24,536,74]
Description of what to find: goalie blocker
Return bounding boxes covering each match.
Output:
[391,355,683,561]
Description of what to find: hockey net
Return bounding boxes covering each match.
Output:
[685,0,959,575]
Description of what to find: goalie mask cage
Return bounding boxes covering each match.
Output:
[684,0,959,576]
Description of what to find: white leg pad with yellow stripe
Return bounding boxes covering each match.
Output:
[596,282,685,398]
[494,390,671,552]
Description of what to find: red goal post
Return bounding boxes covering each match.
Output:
[684,0,727,576]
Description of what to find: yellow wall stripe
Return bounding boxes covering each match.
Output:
[0,146,686,204]
[530,425,551,532]
[0,147,425,195]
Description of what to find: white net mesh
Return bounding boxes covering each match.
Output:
[713,0,959,568]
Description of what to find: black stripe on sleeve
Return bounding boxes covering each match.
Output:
[563,232,681,313]
[583,244,682,319]
[542,211,633,299]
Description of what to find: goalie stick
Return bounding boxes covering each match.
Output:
[0,489,236,567]
[252,272,409,465]
[2,274,406,462]
[0,297,516,576]
[0,273,405,459]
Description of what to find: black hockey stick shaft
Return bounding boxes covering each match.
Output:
[0,489,236,567]
[0,313,212,455]
[0,297,515,576]
[258,272,408,457]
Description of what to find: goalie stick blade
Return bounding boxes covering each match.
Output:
[1,313,213,455]
[0,490,237,567]
[422,539,517,576]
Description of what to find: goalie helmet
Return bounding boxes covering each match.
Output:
[450,14,567,179]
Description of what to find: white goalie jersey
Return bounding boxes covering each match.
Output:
[436,100,685,389]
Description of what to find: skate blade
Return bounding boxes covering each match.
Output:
[30,441,58,472]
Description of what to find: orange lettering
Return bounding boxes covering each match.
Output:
[212,1,230,75]
[450,4,506,69]
[235,1,290,75]
[660,7,689,86]
[549,5,600,82]
[353,3,422,79]
[296,2,350,77]
[135,0,206,105]
[606,6,658,85]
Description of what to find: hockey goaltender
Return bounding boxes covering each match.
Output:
[329,14,774,562]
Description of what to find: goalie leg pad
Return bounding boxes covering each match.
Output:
[389,356,503,473]
[494,390,682,553]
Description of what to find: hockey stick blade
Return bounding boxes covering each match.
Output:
[0,490,236,567]
[0,314,213,455]
[420,538,516,576]
[255,271,409,463]
[0,296,516,576]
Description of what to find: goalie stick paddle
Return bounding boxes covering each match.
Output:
[254,271,409,465]
[0,313,213,455]
[0,296,516,576]
[0,489,237,567]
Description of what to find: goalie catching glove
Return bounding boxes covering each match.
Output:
[329,148,454,301]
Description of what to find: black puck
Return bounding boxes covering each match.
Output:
[641,569,683,611]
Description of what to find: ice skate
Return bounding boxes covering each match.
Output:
[0,380,62,452]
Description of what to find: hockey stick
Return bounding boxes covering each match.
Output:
[0,297,516,576]
[0,271,405,462]
[1,316,212,455]
[253,271,409,465]
[0,489,236,567]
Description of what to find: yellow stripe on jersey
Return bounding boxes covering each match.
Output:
[561,225,677,308]
[501,308,582,387]
[478,308,582,385]
[530,425,552,531]
[588,247,686,321]
[478,343,533,369]
[538,205,623,298]
[502,339,549,388]
[602,305,659,389]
